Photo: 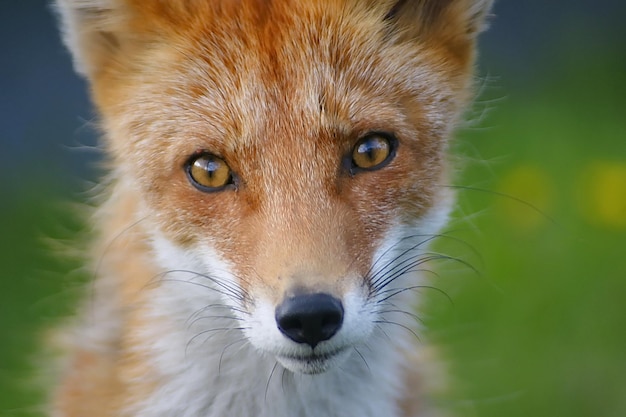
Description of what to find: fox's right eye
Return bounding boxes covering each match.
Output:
[349,132,397,174]
[185,152,234,192]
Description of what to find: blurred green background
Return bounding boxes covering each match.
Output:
[1,1,625,416]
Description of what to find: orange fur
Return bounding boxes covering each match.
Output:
[53,1,493,415]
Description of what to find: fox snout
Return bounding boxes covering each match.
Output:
[275,292,344,349]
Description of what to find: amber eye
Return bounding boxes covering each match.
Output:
[351,133,396,172]
[185,153,233,192]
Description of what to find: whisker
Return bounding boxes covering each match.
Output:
[376,284,452,306]
[158,276,244,303]
[373,323,393,343]
[442,184,558,226]
[373,257,444,293]
[367,231,480,292]
[218,337,249,375]
[376,308,425,326]
[265,362,280,402]
[430,228,485,266]
[186,303,250,326]
[367,234,437,285]
[371,250,479,298]
[166,269,249,302]
[185,326,248,357]
[189,307,243,319]
[352,346,371,373]
[187,314,244,329]
[374,319,421,342]
[370,254,443,293]
[151,268,251,308]
[281,367,290,395]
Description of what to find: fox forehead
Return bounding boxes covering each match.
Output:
[96,0,462,151]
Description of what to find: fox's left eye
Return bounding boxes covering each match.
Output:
[350,132,397,172]
[185,152,234,192]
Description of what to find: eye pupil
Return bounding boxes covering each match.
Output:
[187,153,232,191]
[203,159,220,177]
[357,140,385,164]
[352,134,394,170]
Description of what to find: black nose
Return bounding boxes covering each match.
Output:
[275,293,344,349]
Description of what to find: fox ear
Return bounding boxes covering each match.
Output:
[385,0,494,41]
[54,0,129,79]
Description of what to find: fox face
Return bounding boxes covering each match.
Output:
[55,0,492,412]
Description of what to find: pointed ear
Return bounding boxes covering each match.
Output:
[385,0,494,51]
[54,0,130,79]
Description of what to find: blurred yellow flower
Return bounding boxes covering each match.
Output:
[579,162,626,229]
[496,165,554,234]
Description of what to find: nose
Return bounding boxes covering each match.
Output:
[275,293,344,349]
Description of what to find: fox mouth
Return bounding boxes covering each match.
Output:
[275,347,351,375]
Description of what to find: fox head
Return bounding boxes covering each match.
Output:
[57,0,492,375]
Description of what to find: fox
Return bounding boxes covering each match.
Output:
[51,0,493,416]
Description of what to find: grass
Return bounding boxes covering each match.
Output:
[0,190,84,414]
[424,60,626,416]
[1,54,624,416]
